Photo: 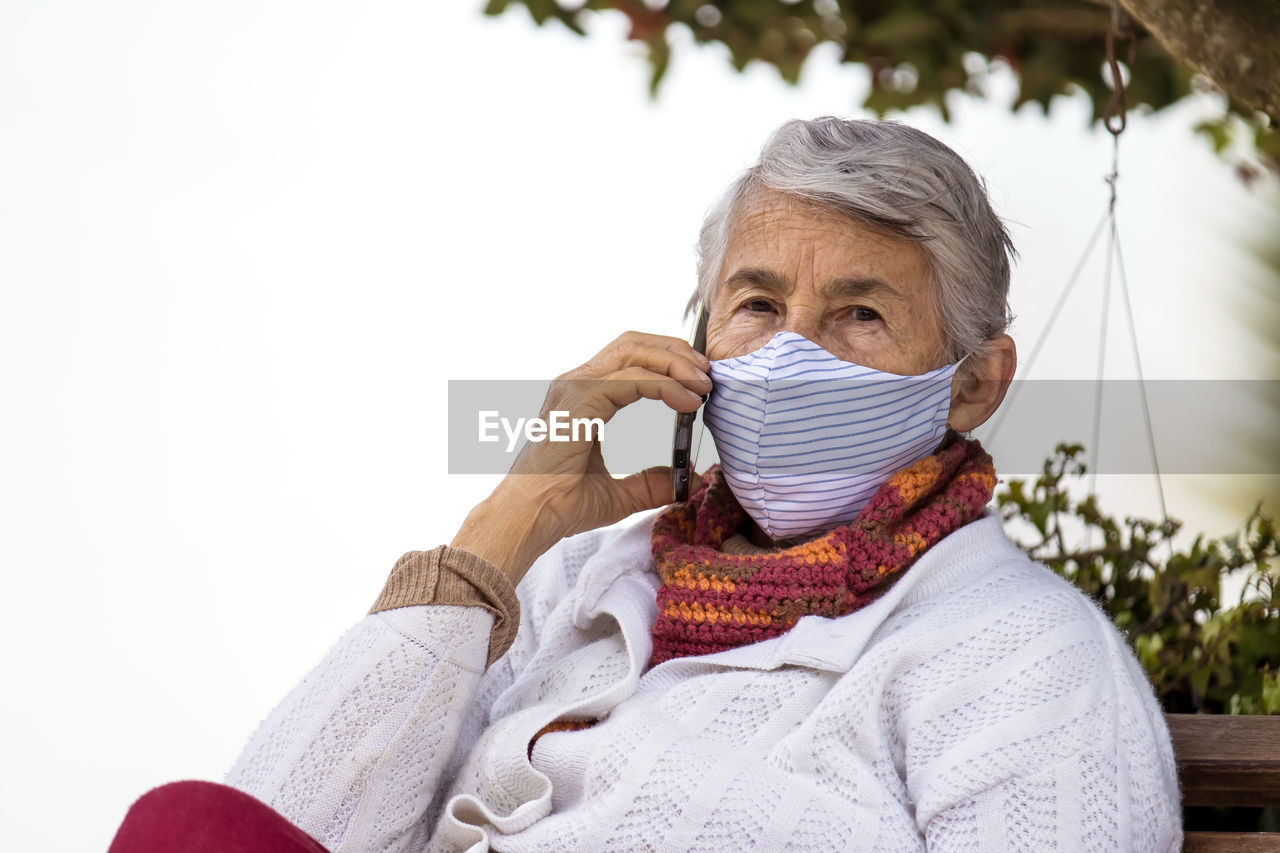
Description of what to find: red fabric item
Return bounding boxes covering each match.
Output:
[108,780,331,853]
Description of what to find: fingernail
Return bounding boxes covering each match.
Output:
[694,368,710,384]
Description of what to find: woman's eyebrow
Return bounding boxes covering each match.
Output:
[723,267,791,295]
[825,276,907,302]
[723,268,906,303]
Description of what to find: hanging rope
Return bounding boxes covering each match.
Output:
[1090,0,1129,489]
[1113,228,1168,523]
[1091,0,1168,524]
[990,0,1168,526]
[984,208,1108,440]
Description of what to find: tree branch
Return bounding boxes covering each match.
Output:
[1119,0,1280,121]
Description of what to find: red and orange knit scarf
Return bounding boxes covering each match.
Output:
[649,437,997,666]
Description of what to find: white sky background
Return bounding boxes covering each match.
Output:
[1,2,1277,850]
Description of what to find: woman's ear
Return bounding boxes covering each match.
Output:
[946,334,1017,433]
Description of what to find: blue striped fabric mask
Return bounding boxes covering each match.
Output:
[704,331,961,542]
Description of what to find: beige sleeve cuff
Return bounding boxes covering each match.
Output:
[369,545,521,669]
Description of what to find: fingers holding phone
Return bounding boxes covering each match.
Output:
[455,327,712,584]
[672,306,709,502]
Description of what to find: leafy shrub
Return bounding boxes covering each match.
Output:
[995,443,1279,715]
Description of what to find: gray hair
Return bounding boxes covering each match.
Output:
[690,117,1015,362]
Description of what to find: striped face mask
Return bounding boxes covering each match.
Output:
[703,331,962,542]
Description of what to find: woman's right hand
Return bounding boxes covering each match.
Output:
[450,330,712,586]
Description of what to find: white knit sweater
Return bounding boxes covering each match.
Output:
[227,511,1183,852]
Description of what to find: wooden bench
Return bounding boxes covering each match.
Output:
[1167,713,1280,852]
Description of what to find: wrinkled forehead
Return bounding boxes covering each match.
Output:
[713,187,930,292]
[729,186,922,249]
[713,187,935,303]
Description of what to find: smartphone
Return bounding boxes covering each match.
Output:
[672,305,709,502]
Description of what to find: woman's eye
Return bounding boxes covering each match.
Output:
[744,299,775,313]
[852,306,881,322]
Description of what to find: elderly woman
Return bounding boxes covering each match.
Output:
[113,118,1182,852]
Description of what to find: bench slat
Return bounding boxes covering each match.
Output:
[1166,714,1280,807]
[1183,831,1280,852]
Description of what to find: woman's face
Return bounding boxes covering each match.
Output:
[706,189,950,376]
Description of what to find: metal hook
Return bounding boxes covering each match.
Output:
[1102,1,1137,137]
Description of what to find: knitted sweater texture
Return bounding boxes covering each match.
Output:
[227,513,1183,852]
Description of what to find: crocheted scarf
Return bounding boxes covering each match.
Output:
[649,437,997,666]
